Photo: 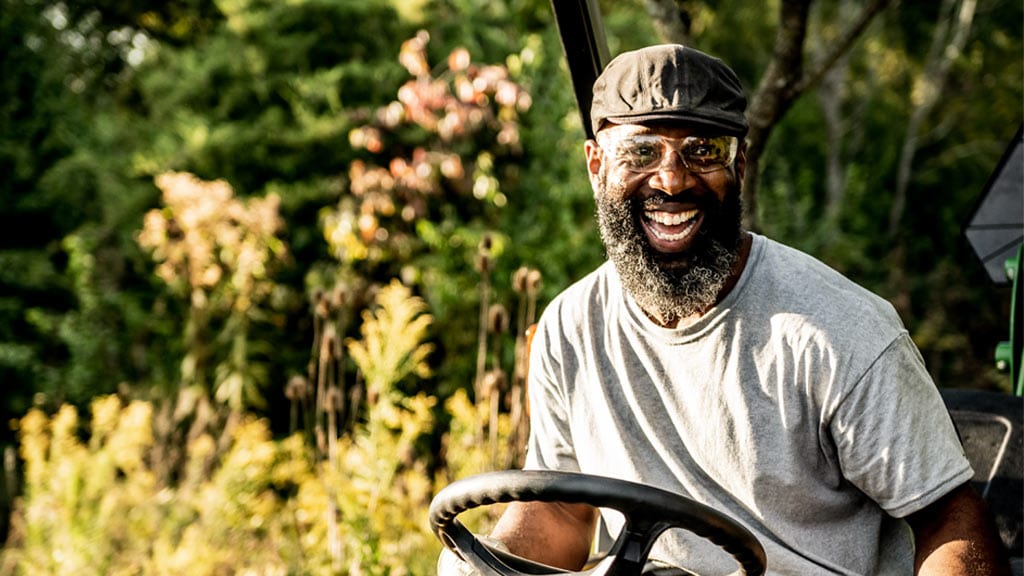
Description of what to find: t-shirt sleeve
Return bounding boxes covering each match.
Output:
[830,333,973,518]
[523,309,580,472]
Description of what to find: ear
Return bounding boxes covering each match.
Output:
[733,141,748,184]
[584,139,603,187]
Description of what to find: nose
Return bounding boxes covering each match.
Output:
[648,152,696,196]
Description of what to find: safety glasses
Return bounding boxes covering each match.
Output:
[600,133,739,175]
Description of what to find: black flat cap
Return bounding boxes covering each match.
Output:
[590,44,749,137]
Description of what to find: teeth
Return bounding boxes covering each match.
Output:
[645,209,699,242]
[651,229,689,241]
[645,209,698,226]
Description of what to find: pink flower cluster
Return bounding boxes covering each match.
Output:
[328,32,532,264]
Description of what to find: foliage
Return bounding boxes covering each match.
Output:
[4,396,310,575]
[137,171,289,409]
[348,281,434,398]
[318,29,537,395]
[0,0,419,436]
[1,281,517,575]
[0,0,105,425]
[330,281,438,573]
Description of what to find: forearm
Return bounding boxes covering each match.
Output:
[916,540,1008,576]
[490,501,599,570]
[909,484,1009,576]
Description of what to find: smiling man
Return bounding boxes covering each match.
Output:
[589,121,746,328]
[439,44,1008,575]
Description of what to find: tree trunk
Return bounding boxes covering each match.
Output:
[888,0,978,237]
[742,0,893,230]
[644,0,692,45]
[817,1,857,226]
[819,61,848,224]
[886,0,978,319]
[743,0,812,230]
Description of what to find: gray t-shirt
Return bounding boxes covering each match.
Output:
[524,233,972,575]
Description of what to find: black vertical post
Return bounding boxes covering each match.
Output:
[550,0,610,139]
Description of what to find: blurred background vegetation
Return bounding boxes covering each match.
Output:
[0,0,1020,573]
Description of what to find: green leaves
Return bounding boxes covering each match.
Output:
[348,279,434,401]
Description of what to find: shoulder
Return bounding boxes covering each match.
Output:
[750,235,905,331]
[741,236,913,383]
[531,262,622,359]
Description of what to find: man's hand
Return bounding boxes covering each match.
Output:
[437,547,476,576]
[437,537,510,576]
[907,482,1010,575]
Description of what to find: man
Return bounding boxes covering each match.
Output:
[440,44,1008,575]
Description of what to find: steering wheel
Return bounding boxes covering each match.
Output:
[429,470,766,576]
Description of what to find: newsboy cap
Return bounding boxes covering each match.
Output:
[590,44,749,137]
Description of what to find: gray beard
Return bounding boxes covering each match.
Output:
[594,170,743,324]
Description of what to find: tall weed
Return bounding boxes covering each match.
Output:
[1,279,518,575]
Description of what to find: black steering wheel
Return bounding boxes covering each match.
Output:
[429,470,766,576]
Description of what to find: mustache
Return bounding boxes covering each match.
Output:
[639,192,711,212]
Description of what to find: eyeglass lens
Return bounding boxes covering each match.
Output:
[612,134,738,174]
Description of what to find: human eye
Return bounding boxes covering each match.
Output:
[681,136,735,170]
[618,136,663,171]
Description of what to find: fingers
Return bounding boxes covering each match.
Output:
[437,547,478,576]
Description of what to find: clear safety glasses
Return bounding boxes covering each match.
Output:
[601,133,739,175]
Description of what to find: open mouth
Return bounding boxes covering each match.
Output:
[642,207,702,252]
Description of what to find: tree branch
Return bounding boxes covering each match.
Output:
[888,0,978,236]
[796,0,895,95]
